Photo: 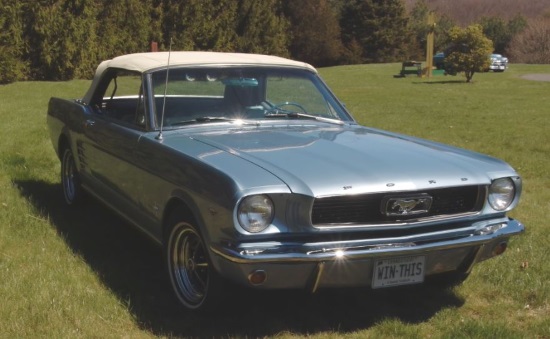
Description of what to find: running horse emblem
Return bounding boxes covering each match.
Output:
[387,196,433,216]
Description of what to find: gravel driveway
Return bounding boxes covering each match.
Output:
[521,74,550,81]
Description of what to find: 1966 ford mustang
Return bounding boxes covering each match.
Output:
[47,52,523,310]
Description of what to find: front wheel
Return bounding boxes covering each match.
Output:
[61,147,83,206]
[165,213,223,311]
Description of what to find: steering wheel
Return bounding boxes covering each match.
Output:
[269,101,307,113]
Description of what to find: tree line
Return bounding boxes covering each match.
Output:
[0,0,547,84]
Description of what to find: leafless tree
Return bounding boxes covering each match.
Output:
[508,18,550,63]
[404,0,550,25]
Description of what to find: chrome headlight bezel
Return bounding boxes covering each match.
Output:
[488,178,516,211]
[237,195,275,233]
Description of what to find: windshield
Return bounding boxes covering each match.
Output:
[149,67,353,128]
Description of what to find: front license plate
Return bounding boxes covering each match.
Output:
[372,256,425,288]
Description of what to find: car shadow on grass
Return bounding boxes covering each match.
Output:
[16,179,465,337]
[412,79,467,85]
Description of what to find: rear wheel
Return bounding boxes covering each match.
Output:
[165,212,224,311]
[61,147,83,206]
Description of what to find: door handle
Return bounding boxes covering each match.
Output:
[84,120,95,128]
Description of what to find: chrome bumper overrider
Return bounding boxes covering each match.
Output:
[210,219,524,291]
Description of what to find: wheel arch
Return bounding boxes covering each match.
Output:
[163,194,227,311]
[57,133,71,160]
[162,194,205,243]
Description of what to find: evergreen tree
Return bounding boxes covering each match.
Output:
[479,17,507,54]
[434,14,455,53]
[235,0,289,56]
[340,0,411,63]
[507,14,528,39]
[27,0,98,80]
[0,0,27,83]
[283,0,342,66]
[96,0,162,59]
[478,15,527,55]
[163,0,238,51]
[407,0,430,60]
[407,1,457,59]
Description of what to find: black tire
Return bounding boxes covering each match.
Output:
[61,147,83,206]
[165,211,224,311]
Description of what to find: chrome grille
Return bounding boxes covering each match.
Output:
[311,185,484,226]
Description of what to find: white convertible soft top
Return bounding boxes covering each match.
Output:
[82,51,316,104]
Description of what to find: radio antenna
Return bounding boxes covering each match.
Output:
[156,38,173,141]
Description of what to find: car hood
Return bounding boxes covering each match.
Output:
[183,123,515,197]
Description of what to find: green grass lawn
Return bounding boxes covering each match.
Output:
[1,64,549,338]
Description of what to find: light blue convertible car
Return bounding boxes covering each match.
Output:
[47,52,523,311]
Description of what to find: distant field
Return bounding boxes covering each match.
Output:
[0,63,549,338]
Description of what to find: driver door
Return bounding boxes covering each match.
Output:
[81,70,149,216]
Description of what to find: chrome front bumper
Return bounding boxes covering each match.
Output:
[210,219,524,291]
[489,63,507,70]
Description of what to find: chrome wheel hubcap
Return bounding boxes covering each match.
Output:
[169,224,209,307]
[62,151,76,203]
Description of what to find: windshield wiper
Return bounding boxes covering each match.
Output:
[264,111,344,125]
[170,116,236,126]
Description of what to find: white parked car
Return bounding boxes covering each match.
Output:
[489,54,508,72]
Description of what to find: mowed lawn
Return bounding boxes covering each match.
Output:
[0,63,549,338]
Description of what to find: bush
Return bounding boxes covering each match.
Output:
[444,24,494,82]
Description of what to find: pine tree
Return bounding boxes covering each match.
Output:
[407,1,457,60]
[0,0,27,83]
[479,15,527,55]
[406,0,432,60]
[163,0,238,51]
[340,0,411,63]
[235,0,289,56]
[96,0,162,59]
[283,0,342,66]
[26,0,98,80]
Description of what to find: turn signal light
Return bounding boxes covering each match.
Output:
[492,242,508,256]
[248,270,267,285]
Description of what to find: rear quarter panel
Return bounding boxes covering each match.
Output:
[47,97,90,158]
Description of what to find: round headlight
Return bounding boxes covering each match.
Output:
[488,178,515,211]
[237,195,274,233]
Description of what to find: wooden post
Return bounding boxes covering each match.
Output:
[425,12,435,78]
[151,41,158,52]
